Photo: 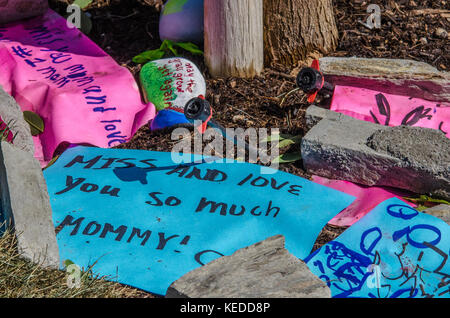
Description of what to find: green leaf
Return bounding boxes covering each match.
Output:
[272,152,302,164]
[414,205,429,212]
[174,42,204,55]
[43,155,61,170]
[163,0,188,15]
[167,44,178,56]
[134,40,203,65]
[23,111,44,136]
[262,133,301,149]
[63,259,75,268]
[261,132,279,143]
[277,138,297,148]
[160,40,178,56]
[132,49,165,64]
[160,40,172,51]
[73,0,93,9]
[262,133,295,143]
[403,195,450,206]
[278,136,302,148]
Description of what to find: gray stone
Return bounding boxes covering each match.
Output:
[0,141,59,268]
[166,235,330,298]
[423,204,450,225]
[0,0,48,25]
[0,86,35,154]
[319,57,450,103]
[301,115,450,200]
[305,105,341,130]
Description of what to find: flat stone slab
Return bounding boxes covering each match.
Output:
[305,104,342,130]
[319,57,450,103]
[0,141,59,268]
[166,235,330,298]
[301,115,450,200]
[0,86,35,155]
[423,204,450,225]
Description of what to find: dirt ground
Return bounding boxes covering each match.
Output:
[46,0,449,295]
[48,0,449,157]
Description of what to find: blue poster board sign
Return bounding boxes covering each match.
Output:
[305,198,450,298]
[44,146,354,295]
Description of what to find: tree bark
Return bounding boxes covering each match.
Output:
[263,0,338,67]
[204,0,264,78]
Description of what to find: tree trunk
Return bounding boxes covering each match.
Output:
[204,0,264,78]
[263,0,338,67]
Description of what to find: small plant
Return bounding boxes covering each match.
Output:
[403,195,450,211]
[63,259,97,287]
[72,0,94,8]
[133,40,203,64]
[264,132,302,164]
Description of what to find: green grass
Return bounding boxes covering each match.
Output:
[0,230,155,298]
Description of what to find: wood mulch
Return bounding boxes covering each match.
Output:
[49,0,449,275]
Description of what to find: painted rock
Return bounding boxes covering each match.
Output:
[0,0,48,24]
[140,57,206,130]
[159,0,203,44]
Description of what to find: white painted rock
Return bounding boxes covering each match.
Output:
[140,57,206,112]
[140,57,206,130]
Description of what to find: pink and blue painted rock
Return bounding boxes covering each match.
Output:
[159,0,204,44]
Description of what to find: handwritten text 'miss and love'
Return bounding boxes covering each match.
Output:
[53,153,304,251]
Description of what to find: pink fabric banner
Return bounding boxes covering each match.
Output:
[0,9,155,166]
[330,85,450,138]
[312,175,417,227]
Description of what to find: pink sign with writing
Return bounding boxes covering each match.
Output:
[0,9,155,166]
[312,175,416,227]
[330,85,450,137]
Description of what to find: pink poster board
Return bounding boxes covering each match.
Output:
[330,85,450,137]
[0,9,155,166]
[312,175,416,227]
